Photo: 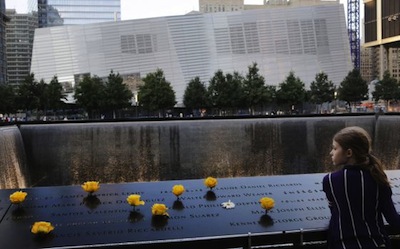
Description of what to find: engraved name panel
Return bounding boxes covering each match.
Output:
[1,171,399,248]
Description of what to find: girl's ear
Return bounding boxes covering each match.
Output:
[346,148,353,158]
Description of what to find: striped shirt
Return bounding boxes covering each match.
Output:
[322,165,400,249]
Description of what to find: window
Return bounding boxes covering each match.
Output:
[121,34,157,54]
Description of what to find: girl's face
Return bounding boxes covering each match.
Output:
[330,140,350,166]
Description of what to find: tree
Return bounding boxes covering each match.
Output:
[45,76,66,111]
[17,73,41,112]
[37,79,48,112]
[265,85,277,105]
[276,71,306,113]
[183,76,208,114]
[309,72,335,113]
[74,75,106,119]
[338,69,368,109]
[242,62,268,115]
[104,70,133,118]
[207,70,244,115]
[15,74,66,119]
[0,84,17,115]
[372,70,400,109]
[207,70,226,110]
[225,71,244,109]
[138,69,176,117]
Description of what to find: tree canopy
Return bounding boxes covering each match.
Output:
[0,84,16,114]
[138,69,176,116]
[276,71,306,113]
[309,72,335,104]
[242,62,269,114]
[104,70,133,118]
[16,73,41,111]
[372,70,399,102]
[74,71,134,119]
[44,76,66,111]
[338,69,368,107]
[183,76,208,111]
[74,75,106,119]
[207,70,243,115]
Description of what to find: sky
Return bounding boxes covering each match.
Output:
[6,0,352,20]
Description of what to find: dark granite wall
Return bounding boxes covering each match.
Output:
[1,115,399,188]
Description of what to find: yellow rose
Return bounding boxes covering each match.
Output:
[81,181,100,193]
[31,221,54,234]
[151,203,169,216]
[9,191,27,204]
[172,184,185,197]
[126,194,145,207]
[259,197,275,211]
[204,177,218,189]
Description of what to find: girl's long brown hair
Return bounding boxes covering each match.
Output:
[333,126,390,186]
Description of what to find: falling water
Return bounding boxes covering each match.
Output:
[0,126,28,189]
[374,115,400,170]
[15,115,393,187]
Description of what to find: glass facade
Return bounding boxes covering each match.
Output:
[0,0,8,85]
[363,0,400,81]
[199,0,244,13]
[364,0,377,43]
[364,0,400,44]
[381,0,400,39]
[28,0,120,27]
[31,4,352,105]
[5,10,37,86]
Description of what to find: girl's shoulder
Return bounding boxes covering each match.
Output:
[323,166,366,180]
[322,170,342,182]
[324,168,345,177]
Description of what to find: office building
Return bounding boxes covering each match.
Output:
[364,0,400,79]
[5,10,37,86]
[199,0,244,13]
[360,46,376,83]
[28,0,121,27]
[31,4,352,105]
[0,0,8,85]
[388,48,400,81]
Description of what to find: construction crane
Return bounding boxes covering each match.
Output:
[347,0,360,69]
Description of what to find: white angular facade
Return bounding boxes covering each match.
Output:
[31,4,352,105]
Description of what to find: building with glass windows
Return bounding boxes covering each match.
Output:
[0,0,9,85]
[5,10,37,86]
[364,0,400,79]
[28,0,121,27]
[199,0,244,13]
[31,4,352,105]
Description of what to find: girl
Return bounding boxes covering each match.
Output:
[323,126,400,249]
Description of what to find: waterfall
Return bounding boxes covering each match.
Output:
[0,126,28,189]
[17,115,389,187]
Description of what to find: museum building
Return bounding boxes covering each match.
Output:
[30,4,352,105]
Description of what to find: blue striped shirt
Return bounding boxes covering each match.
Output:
[323,165,400,249]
